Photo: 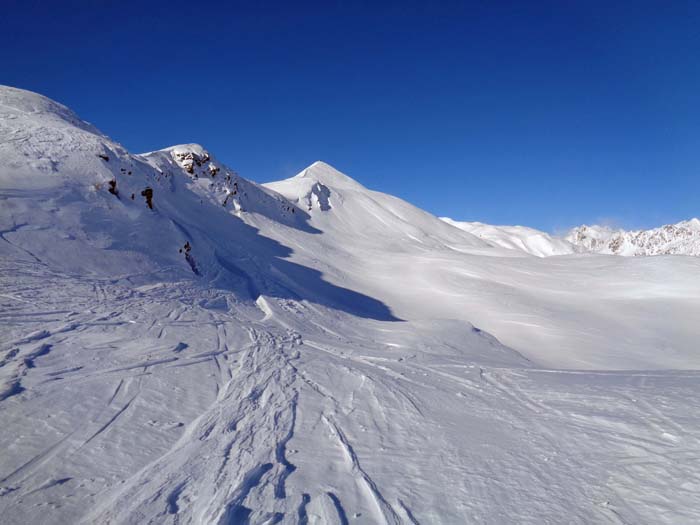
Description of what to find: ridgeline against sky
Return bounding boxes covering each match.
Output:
[3,0,698,230]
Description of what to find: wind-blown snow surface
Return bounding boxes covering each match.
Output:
[2,86,700,524]
[440,218,578,257]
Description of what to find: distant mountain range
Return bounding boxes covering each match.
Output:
[442,217,700,257]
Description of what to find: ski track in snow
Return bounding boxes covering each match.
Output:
[1,262,699,523]
[2,86,700,524]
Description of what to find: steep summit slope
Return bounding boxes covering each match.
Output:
[265,161,490,252]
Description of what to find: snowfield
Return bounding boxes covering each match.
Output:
[1,85,700,524]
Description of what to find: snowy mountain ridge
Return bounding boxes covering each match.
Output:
[440,218,578,257]
[442,217,700,257]
[566,219,700,256]
[2,85,700,524]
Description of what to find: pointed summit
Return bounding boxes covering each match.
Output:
[264,161,367,213]
[295,160,366,190]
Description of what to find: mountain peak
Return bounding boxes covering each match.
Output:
[0,84,101,135]
[296,160,365,190]
[154,143,209,156]
[565,219,700,256]
[682,217,700,230]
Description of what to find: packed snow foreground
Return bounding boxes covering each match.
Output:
[1,86,699,525]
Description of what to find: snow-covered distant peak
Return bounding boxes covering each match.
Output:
[686,217,700,230]
[265,164,490,252]
[265,161,366,212]
[566,219,700,256]
[442,216,700,257]
[263,161,355,214]
[294,160,365,191]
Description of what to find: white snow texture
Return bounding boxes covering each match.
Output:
[1,85,700,524]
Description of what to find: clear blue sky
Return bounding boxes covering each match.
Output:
[3,1,699,231]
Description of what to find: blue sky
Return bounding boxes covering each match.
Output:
[3,1,699,231]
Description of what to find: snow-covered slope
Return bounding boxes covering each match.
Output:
[0,86,324,293]
[261,165,700,370]
[265,161,491,253]
[2,86,700,524]
[441,218,578,256]
[567,219,700,256]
